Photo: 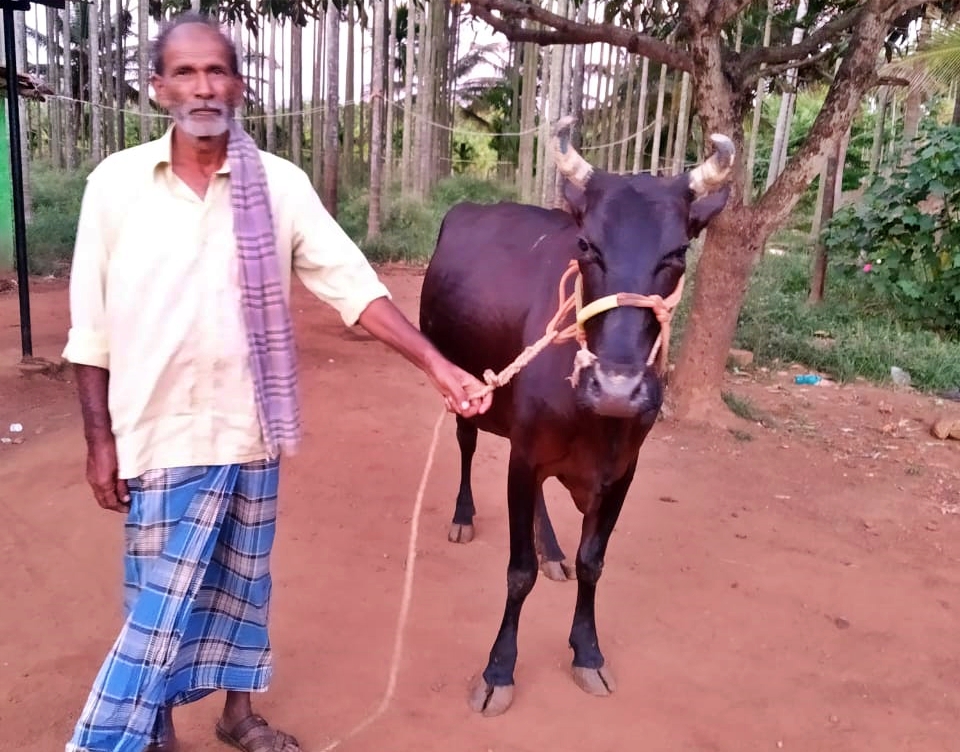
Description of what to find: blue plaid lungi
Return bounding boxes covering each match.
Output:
[66,459,280,752]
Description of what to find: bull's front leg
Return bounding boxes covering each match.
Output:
[568,459,637,697]
[449,416,478,543]
[469,450,539,717]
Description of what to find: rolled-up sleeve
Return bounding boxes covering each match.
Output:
[288,170,391,326]
[62,171,110,369]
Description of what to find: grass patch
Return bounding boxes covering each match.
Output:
[339,174,518,262]
[25,160,93,275]
[732,237,960,392]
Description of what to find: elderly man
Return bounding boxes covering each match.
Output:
[62,11,491,752]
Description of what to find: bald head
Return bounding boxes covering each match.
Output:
[151,12,240,77]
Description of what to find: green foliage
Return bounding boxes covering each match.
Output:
[335,173,518,263]
[25,160,92,276]
[729,241,960,391]
[823,122,960,337]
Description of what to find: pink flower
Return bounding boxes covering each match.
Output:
[862,263,873,272]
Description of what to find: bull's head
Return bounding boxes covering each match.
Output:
[553,115,734,420]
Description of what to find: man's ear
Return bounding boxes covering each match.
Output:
[561,179,588,224]
[688,184,730,238]
[150,73,166,109]
[229,75,245,109]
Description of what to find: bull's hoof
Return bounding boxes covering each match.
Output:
[448,523,475,544]
[571,664,617,696]
[468,674,515,716]
[539,558,576,582]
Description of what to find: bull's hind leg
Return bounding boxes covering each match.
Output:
[535,491,576,581]
[568,460,637,697]
[449,417,478,543]
[469,452,539,717]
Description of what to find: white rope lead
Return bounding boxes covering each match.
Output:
[318,407,447,752]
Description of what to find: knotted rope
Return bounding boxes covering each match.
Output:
[469,260,685,399]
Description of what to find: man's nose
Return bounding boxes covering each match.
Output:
[194,73,213,98]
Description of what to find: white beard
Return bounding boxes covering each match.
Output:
[170,103,233,138]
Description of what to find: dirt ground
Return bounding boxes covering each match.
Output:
[2,268,960,752]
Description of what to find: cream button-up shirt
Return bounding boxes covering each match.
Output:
[62,127,392,479]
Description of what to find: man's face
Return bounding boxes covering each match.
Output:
[152,24,243,139]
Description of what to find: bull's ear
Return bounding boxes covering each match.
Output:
[562,179,588,224]
[688,184,730,238]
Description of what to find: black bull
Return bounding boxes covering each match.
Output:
[418,116,734,716]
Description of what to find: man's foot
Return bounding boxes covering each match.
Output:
[145,742,179,752]
[145,707,178,752]
[215,714,301,752]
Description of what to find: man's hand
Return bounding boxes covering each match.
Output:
[427,356,493,418]
[85,436,130,513]
[73,364,128,512]
[356,297,494,418]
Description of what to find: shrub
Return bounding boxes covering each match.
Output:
[25,160,92,275]
[822,123,960,338]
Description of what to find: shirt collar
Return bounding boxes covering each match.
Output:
[150,124,231,176]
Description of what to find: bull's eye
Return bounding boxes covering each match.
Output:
[656,246,688,276]
[577,237,604,270]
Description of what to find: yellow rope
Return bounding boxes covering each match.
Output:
[469,261,684,400]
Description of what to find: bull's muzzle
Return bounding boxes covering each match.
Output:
[579,362,662,419]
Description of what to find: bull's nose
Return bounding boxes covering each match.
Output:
[584,365,659,418]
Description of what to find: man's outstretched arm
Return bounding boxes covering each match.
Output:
[357,296,493,417]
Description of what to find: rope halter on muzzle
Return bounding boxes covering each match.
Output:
[561,260,686,388]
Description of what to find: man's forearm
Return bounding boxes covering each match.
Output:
[74,364,114,446]
[356,296,444,374]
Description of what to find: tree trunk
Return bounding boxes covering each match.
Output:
[323,7,340,216]
[102,0,115,152]
[766,1,809,188]
[138,0,149,140]
[650,63,667,175]
[518,40,537,202]
[46,7,62,167]
[900,13,931,166]
[415,0,434,197]
[266,17,277,153]
[400,0,416,194]
[312,9,325,190]
[669,1,891,423]
[632,56,649,172]
[808,147,839,305]
[744,0,774,204]
[569,3,588,148]
[384,0,397,191]
[618,49,636,173]
[90,0,103,163]
[13,12,30,219]
[869,86,890,174]
[60,3,77,169]
[367,0,386,238]
[672,71,691,175]
[344,2,355,184]
[290,21,303,168]
[359,13,367,173]
[604,46,621,172]
[115,0,127,151]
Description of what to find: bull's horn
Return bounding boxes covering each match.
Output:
[688,134,736,197]
[552,115,594,189]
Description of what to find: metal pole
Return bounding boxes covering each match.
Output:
[3,3,31,359]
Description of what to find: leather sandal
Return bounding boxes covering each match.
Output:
[215,713,301,752]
